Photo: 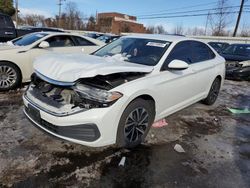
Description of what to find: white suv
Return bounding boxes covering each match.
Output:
[23,34,225,148]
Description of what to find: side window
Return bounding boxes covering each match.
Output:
[162,41,192,70]
[191,41,215,63]
[45,36,75,47]
[73,36,96,46]
[0,15,14,28]
[234,45,250,57]
[0,16,5,27]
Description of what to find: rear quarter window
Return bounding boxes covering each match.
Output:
[73,36,96,46]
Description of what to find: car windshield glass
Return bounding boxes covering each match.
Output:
[13,33,48,46]
[94,37,171,66]
[223,45,250,57]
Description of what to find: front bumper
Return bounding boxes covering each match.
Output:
[226,68,250,81]
[24,105,100,142]
[23,94,125,147]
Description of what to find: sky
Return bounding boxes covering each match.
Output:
[18,0,250,32]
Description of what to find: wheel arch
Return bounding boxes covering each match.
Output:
[215,75,223,88]
[129,94,156,116]
[215,75,222,81]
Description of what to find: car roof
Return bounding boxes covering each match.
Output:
[122,34,187,42]
[208,42,229,44]
[229,43,250,46]
[30,32,82,37]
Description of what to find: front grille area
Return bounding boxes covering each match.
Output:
[25,106,100,142]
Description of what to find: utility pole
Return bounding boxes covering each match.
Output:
[205,11,210,36]
[58,0,66,28]
[15,0,18,27]
[233,0,245,37]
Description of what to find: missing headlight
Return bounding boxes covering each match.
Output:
[72,84,123,109]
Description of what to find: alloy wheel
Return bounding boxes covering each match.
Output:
[124,107,149,143]
[0,65,17,89]
[209,80,220,102]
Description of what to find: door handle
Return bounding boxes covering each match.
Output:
[5,32,14,35]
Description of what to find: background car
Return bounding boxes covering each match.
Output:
[23,34,225,148]
[226,60,250,81]
[221,43,250,62]
[96,34,120,43]
[208,42,229,53]
[0,12,65,42]
[0,32,105,91]
[85,32,104,39]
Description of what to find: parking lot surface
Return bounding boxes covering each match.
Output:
[0,80,249,188]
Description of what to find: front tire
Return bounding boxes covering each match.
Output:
[0,62,21,92]
[202,77,221,105]
[116,98,155,148]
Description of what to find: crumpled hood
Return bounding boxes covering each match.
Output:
[34,53,154,83]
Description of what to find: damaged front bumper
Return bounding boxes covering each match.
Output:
[23,82,126,147]
[226,62,250,81]
[24,102,100,142]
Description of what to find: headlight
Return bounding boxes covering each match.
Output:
[74,84,123,103]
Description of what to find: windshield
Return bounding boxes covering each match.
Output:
[223,45,250,57]
[13,33,48,46]
[94,37,171,66]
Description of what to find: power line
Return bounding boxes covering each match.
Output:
[136,1,219,16]
[138,10,250,20]
[138,5,247,18]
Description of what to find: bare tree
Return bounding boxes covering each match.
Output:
[172,24,184,35]
[146,25,156,34]
[156,25,167,34]
[209,0,231,36]
[146,25,167,34]
[86,15,96,31]
[60,1,86,30]
[44,18,57,28]
[20,14,46,27]
[240,22,250,37]
[185,27,205,36]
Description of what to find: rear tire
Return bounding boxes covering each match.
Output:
[202,77,221,105]
[116,98,155,148]
[0,62,21,92]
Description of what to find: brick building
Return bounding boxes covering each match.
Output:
[97,12,146,35]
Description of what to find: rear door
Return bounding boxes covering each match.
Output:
[0,15,16,42]
[44,35,78,53]
[71,36,99,54]
[189,41,217,94]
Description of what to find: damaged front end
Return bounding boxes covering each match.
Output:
[226,61,250,81]
[24,72,146,116]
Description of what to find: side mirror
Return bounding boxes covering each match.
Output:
[38,41,50,49]
[168,59,189,70]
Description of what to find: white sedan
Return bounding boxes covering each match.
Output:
[0,32,105,91]
[23,34,225,148]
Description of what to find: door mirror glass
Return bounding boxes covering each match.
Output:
[168,59,189,70]
[39,41,50,48]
